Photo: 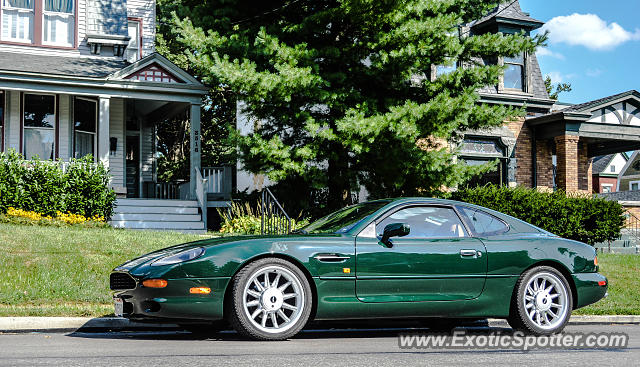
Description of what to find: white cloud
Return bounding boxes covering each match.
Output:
[536,47,565,60]
[546,72,576,83]
[541,13,640,50]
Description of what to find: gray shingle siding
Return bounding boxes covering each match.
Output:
[86,0,128,36]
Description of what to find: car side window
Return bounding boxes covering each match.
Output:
[458,207,508,236]
[376,206,466,238]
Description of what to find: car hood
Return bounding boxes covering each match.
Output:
[113,234,338,272]
[113,236,248,271]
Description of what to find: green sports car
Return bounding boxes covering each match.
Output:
[110,198,608,340]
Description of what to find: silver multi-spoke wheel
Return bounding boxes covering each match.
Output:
[242,265,305,334]
[229,258,312,340]
[509,266,573,335]
[522,272,568,330]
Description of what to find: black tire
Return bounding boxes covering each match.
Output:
[508,266,573,335]
[227,258,313,340]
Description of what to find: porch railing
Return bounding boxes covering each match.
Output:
[261,188,291,235]
[202,166,233,200]
[195,167,208,230]
[144,182,182,200]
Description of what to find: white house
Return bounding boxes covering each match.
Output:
[0,0,226,233]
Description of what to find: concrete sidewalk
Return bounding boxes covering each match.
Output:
[0,315,639,333]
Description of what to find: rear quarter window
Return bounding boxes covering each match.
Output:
[458,206,509,236]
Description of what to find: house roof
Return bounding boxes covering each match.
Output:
[564,90,640,112]
[592,154,616,175]
[0,51,129,78]
[470,0,544,30]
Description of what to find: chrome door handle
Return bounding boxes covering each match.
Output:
[460,249,477,257]
[314,254,350,262]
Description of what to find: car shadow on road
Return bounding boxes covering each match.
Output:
[65,319,513,342]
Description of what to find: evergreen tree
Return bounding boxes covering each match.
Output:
[164,0,545,209]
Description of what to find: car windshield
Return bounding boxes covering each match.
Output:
[300,201,390,234]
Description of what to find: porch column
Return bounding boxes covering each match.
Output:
[535,139,554,191]
[578,142,592,193]
[98,97,110,168]
[554,135,579,192]
[189,102,202,199]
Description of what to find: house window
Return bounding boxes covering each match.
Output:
[126,18,141,62]
[1,0,34,43]
[610,165,616,173]
[1,0,75,47]
[601,184,613,193]
[630,181,640,191]
[23,93,56,160]
[43,0,74,47]
[73,97,97,159]
[0,91,4,152]
[504,53,525,91]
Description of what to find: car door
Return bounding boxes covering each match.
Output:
[355,205,487,302]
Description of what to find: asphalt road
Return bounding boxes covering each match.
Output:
[0,323,637,366]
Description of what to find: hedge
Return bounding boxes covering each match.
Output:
[451,185,625,245]
[0,150,116,220]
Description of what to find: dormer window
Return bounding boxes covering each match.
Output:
[1,0,34,43]
[43,0,74,47]
[0,0,75,47]
[504,53,525,91]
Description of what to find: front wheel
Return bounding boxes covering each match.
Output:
[228,258,313,340]
[508,266,573,335]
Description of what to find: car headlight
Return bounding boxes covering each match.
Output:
[151,247,205,267]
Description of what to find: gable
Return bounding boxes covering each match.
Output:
[108,53,205,88]
[586,100,640,125]
[126,63,183,83]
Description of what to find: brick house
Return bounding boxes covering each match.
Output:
[449,3,640,195]
[591,153,628,193]
[0,0,230,233]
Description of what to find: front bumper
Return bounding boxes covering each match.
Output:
[572,272,608,309]
[112,274,231,322]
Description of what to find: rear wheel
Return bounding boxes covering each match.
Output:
[228,258,313,340]
[508,266,572,335]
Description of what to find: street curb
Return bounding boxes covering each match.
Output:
[0,317,179,333]
[1,315,638,333]
[486,315,640,328]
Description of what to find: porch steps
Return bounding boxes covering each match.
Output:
[110,199,206,234]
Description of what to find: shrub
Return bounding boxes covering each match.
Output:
[450,185,625,245]
[0,150,116,220]
[217,201,310,235]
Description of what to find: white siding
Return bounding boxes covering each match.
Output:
[77,0,91,54]
[58,95,72,160]
[109,98,126,186]
[127,0,156,56]
[140,122,154,183]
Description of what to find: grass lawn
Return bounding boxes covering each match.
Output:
[0,222,638,317]
[573,253,640,315]
[0,223,207,317]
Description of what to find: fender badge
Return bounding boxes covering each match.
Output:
[343,268,351,274]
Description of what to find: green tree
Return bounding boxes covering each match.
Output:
[544,75,572,100]
[165,0,545,209]
[155,0,236,182]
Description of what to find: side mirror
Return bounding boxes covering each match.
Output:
[380,222,410,247]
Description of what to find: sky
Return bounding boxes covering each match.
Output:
[518,0,640,104]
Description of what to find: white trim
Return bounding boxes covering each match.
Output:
[601,183,613,193]
[617,150,639,191]
[629,180,640,191]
